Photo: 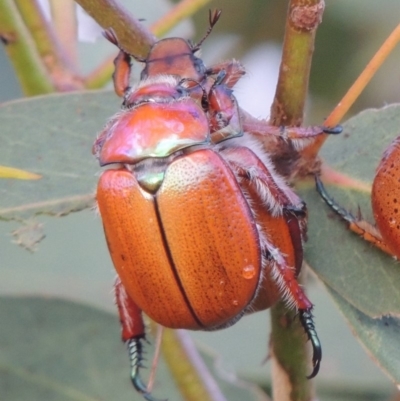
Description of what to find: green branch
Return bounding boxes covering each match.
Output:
[162,328,227,401]
[0,0,54,95]
[270,0,324,126]
[74,0,156,57]
[269,1,325,400]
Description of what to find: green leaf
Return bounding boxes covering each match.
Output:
[302,104,400,319]
[10,220,45,252]
[301,105,400,318]
[0,296,263,401]
[300,104,400,384]
[0,296,143,401]
[328,287,400,384]
[0,91,119,220]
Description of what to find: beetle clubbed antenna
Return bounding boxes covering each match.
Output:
[192,9,222,52]
[128,336,166,401]
[299,309,321,379]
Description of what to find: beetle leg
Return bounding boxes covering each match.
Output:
[299,309,321,378]
[206,59,246,88]
[221,143,304,216]
[115,278,163,401]
[221,144,320,376]
[261,238,312,310]
[315,175,394,256]
[240,110,342,149]
[103,29,132,98]
[262,240,321,378]
[260,234,321,377]
[208,82,242,142]
[112,50,132,98]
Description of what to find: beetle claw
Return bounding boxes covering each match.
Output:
[322,124,343,135]
[128,337,166,401]
[299,309,322,379]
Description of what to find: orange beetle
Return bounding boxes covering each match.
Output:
[316,136,400,259]
[95,11,341,400]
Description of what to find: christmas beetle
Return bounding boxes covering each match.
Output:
[316,135,400,259]
[95,11,341,400]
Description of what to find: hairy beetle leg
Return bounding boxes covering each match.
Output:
[222,145,321,376]
[315,175,393,256]
[115,279,165,401]
[299,309,321,379]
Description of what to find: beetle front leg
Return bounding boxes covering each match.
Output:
[115,278,161,401]
[240,109,342,149]
[103,29,132,98]
[206,59,246,89]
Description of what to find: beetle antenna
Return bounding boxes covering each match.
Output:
[192,9,222,52]
[299,309,321,379]
[103,28,146,63]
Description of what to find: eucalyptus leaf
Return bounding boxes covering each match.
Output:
[0,91,119,220]
[0,296,263,401]
[302,104,400,318]
[328,287,400,385]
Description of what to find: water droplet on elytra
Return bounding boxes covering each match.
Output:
[242,265,256,279]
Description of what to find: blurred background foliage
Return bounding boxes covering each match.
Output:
[1,0,400,400]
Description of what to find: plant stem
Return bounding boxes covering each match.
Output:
[13,0,83,91]
[270,0,324,126]
[49,0,78,67]
[326,22,400,127]
[301,22,400,162]
[269,1,324,400]
[0,0,54,95]
[74,0,156,57]
[161,329,227,401]
[270,302,314,401]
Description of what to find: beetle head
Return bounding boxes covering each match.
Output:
[140,9,222,82]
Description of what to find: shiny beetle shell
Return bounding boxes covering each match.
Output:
[372,136,400,257]
[97,148,262,329]
[96,12,324,399]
